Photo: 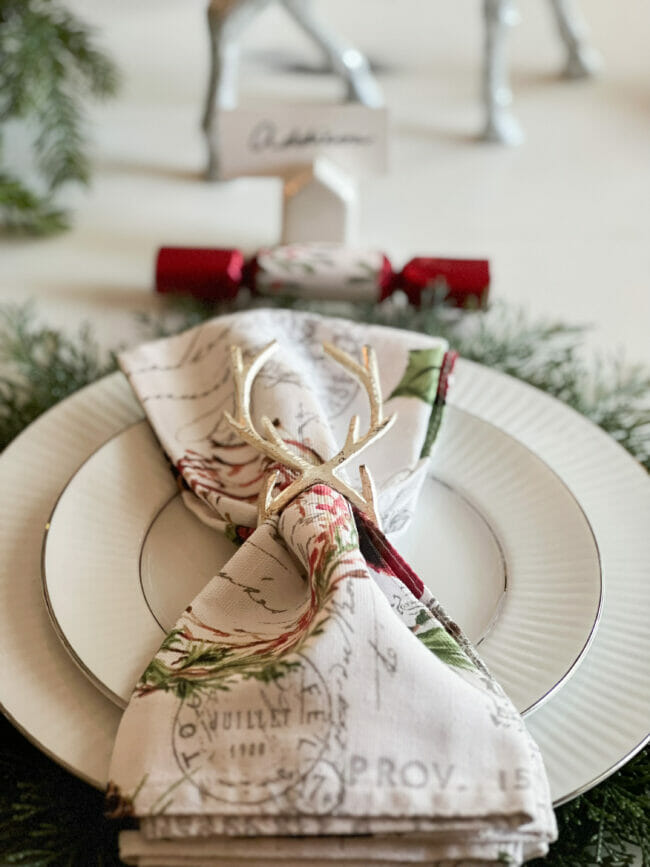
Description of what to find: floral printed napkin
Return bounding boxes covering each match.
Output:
[108,309,556,866]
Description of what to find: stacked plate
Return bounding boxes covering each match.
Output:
[0,359,648,803]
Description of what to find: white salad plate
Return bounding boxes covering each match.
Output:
[0,362,648,806]
[42,408,601,716]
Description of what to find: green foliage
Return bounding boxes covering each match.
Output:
[0,171,68,235]
[0,300,648,865]
[529,747,650,867]
[0,717,122,866]
[0,305,115,450]
[0,0,118,235]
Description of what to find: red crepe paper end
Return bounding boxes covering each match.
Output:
[399,258,490,309]
[377,254,395,301]
[155,247,244,300]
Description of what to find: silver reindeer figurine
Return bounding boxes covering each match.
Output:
[203,0,601,177]
[483,0,601,145]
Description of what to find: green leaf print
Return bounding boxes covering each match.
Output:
[416,626,475,671]
[243,659,301,684]
[389,347,445,404]
[137,646,300,700]
[389,346,450,459]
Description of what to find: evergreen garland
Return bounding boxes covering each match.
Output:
[0,299,648,865]
[0,0,118,235]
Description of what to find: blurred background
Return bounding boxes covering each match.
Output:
[1,0,648,361]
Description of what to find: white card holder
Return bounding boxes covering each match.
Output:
[281,157,359,244]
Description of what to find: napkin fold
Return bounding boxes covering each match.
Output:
[108,309,556,866]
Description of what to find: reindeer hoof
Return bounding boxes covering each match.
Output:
[563,45,603,79]
[205,149,219,182]
[481,111,525,146]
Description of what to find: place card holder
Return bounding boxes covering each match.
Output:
[281,157,359,244]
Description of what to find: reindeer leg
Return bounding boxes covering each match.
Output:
[282,0,383,107]
[548,0,602,79]
[203,0,270,180]
[482,0,524,145]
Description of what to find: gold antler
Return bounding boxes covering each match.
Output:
[223,340,396,528]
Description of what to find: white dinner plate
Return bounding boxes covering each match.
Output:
[0,363,648,805]
[42,408,602,716]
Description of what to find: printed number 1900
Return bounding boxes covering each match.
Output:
[230,742,266,759]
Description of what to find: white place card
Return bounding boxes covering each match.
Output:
[218,103,388,179]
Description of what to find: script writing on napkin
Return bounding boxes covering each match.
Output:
[107,310,556,866]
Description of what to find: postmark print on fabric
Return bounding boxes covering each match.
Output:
[172,653,332,805]
[287,758,346,815]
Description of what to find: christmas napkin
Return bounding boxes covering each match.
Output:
[108,309,556,866]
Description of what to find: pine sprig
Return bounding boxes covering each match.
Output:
[0,0,118,234]
[0,304,115,450]
[530,748,650,867]
[0,171,67,234]
[34,82,88,189]
[0,300,648,866]
[0,718,122,867]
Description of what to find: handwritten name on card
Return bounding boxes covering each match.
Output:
[218,104,388,179]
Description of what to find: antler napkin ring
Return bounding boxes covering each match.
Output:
[223,340,396,529]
